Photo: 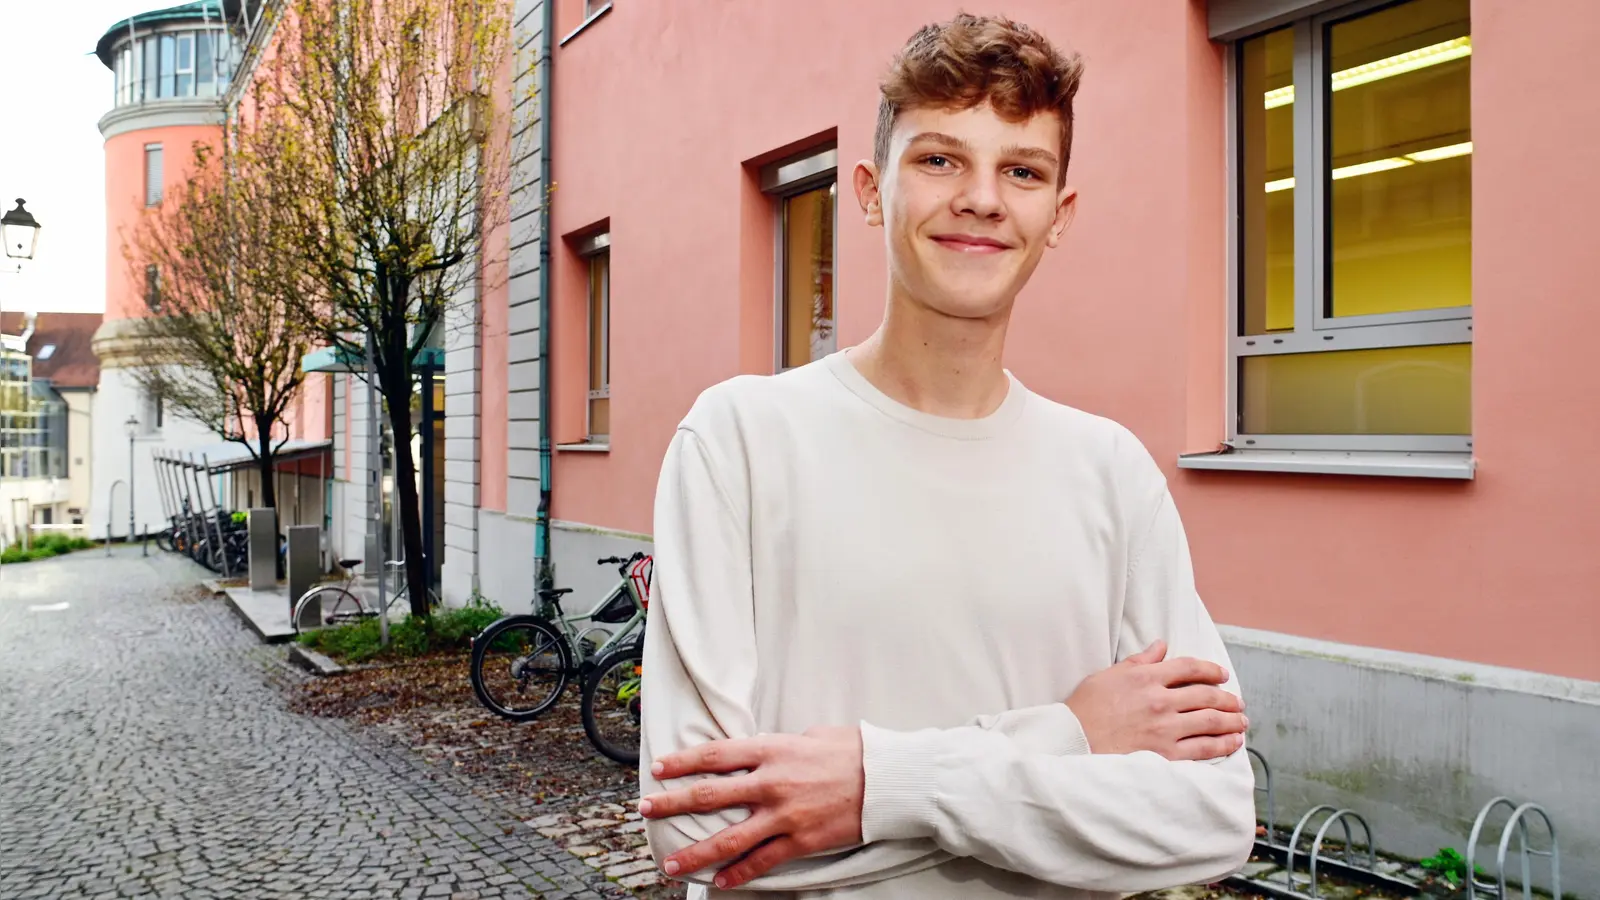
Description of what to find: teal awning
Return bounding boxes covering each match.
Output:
[301,345,444,374]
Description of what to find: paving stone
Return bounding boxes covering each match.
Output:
[619,872,663,890]
[0,550,624,900]
[603,860,657,879]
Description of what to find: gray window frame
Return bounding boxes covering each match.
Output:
[1225,0,1473,455]
[762,145,838,373]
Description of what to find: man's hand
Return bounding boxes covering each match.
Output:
[639,725,864,889]
[1067,639,1248,759]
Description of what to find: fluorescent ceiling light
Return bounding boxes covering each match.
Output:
[1263,36,1471,110]
[1331,157,1413,180]
[1404,140,1472,162]
[1261,140,1470,192]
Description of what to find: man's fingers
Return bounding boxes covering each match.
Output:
[1168,684,1243,714]
[660,815,780,878]
[1151,656,1229,688]
[1173,709,1249,741]
[714,836,804,890]
[639,774,763,819]
[1121,639,1167,666]
[651,737,767,780]
[1168,731,1246,762]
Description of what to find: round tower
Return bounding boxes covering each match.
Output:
[89,1,238,540]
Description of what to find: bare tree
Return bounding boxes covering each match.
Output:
[124,141,316,521]
[241,0,518,616]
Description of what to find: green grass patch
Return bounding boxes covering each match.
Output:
[296,594,505,663]
[0,534,96,564]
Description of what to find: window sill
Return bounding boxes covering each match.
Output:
[1177,448,1475,480]
[556,442,610,453]
[559,2,612,46]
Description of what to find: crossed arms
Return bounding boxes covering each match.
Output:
[638,427,1258,893]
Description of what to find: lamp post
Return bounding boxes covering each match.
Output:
[0,200,40,564]
[1,199,42,262]
[125,416,139,543]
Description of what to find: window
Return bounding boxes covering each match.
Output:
[112,29,233,107]
[580,233,610,444]
[142,390,163,435]
[144,145,164,207]
[1231,0,1471,452]
[145,264,162,312]
[176,34,194,97]
[35,345,55,361]
[762,146,838,371]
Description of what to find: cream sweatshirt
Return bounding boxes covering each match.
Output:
[640,351,1257,899]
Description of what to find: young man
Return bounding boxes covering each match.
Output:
[637,13,1257,899]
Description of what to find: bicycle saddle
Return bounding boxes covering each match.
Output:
[338,558,363,571]
[537,587,574,599]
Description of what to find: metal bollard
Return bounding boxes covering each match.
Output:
[142,524,149,557]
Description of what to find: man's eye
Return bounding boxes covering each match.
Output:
[924,155,951,167]
[1009,167,1039,180]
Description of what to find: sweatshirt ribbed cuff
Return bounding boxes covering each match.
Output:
[858,721,943,843]
[1052,704,1094,756]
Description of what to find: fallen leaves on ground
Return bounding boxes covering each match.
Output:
[286,650,682,899]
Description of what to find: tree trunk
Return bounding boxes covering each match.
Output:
[255,419,281,578]
[383,374,430,619]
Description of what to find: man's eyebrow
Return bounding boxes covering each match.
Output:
[1003,145,1060,169]
[904,132,974,154]
[906,132,1059,169]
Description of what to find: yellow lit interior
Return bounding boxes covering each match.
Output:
[587,251,609,438]
[782,185,835,369]
[1241,343,1471,435]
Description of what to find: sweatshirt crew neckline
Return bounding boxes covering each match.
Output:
[823,350,1028,441]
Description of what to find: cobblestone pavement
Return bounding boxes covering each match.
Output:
[0,547,628,900]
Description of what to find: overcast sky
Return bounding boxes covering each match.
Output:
[0,0,150,315]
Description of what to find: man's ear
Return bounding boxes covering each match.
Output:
[1046,186,1078,249]
[854,161,883,228]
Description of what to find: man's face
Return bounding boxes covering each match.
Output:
[856,101,1076,321]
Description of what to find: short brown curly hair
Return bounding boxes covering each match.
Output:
[874,14,1086,186]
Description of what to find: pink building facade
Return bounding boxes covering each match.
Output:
[473,0,1599,887]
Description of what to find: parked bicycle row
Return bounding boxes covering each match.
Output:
[288,547,650,766]
[149,449,280,578]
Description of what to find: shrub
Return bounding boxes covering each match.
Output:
[0,534,95,564]
[297,594,505,663]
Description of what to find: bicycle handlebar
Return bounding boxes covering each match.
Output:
[596,551,648,567]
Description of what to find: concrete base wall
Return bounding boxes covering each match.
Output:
[478,511,536,614]
[548,520,651,615]
[476,516,650,619]
[1226,625,1597,896]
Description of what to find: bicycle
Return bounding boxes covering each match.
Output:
[468,552,651,728]
[290,557,439,633]
[581,626,644,765]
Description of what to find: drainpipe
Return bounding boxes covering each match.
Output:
[18,311,35,348]
[533,0,554,588]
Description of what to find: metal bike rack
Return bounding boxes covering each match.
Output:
[1467,797,1560,900]
[1248,747,1280,848]
[1307,809,1376,899]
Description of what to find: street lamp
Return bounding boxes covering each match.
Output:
[125,415,139,543]
[1,199,41,261]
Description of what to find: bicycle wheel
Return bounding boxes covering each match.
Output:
[291,586,366,634]
[581,640,643,766]
[469,616,571,722]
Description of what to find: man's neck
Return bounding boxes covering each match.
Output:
[845,291,1012,420]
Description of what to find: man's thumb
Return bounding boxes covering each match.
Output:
[1123,639,1167,666]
